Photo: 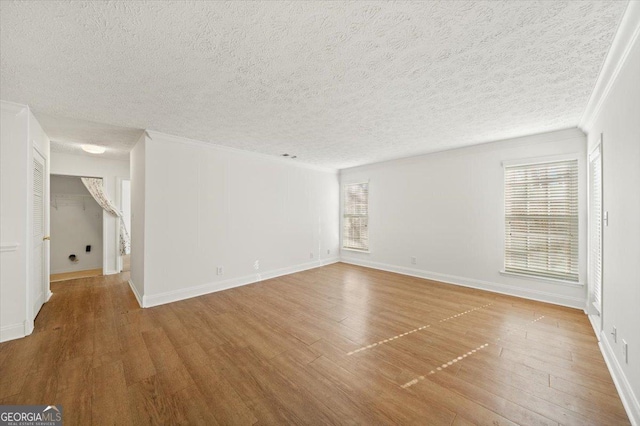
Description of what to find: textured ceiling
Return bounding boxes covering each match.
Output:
[36,113,143,160]
[0,1,628,169]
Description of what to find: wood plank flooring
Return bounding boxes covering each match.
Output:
[0,263,629,425]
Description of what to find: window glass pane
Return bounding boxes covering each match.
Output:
[343,183,369,251]
[504,160,578,282]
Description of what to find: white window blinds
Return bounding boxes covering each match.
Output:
[589,147,602,312]
[504,159,579,282]
[343,182,369,251]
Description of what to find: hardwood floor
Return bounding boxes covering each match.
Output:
[0,263,629,425]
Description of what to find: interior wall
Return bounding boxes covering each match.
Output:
[50,152,130,275]
[0,102,29,342]
[586,26,640,421]
[50,175,103,274]
[129,133,146,302]
[340,128,588,309]
[133,131,340,307]
[0,101,50,342]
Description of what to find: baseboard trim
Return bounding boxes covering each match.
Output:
[340,257,585,309]
[32,291,45,318]
[588,313,602,341]
[24,319,34,336]
[142,257,340,308]
[0,322,25,343]
[128,279,143,308]
[600,332,640,425]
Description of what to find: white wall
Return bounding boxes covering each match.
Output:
[50,176,103,274]
[583,9,640,422]
[0,101,50,342]
[50,152,130,275]
[1,102,30,342]
[131,131,339,307]
[129,134,146,303]
[340,128,588,309]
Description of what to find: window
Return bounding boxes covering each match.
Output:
[589,146,602,312]
[504,159,579,282]
[343,182,369,251]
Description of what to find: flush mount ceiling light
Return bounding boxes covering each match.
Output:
[81,144,106,154]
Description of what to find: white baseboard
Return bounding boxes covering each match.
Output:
[32,291,45,317]
[600,332,640,425]
[128,279,143,308]
[0,322,25,343]
[141,257,340,308]
[50,266,103,275]
[340,257,585,309]
[24,319,34,336]
[588,313,601,340]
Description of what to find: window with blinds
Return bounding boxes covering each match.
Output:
[343,182,369,251]
[504,159,579,282]
[589,147,602,312]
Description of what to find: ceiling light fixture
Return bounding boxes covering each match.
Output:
[81,144,106,154]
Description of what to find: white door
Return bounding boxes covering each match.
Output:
[32,149,47,317]
[589,144,603,318]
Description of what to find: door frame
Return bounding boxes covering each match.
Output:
[587,136,603,334]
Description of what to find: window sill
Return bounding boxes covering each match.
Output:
[341,247,370,254]
[499,271,584,287]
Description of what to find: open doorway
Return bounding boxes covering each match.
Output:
[119,178,131,272]
[49,175,103,282]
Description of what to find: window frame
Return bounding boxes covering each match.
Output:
[501,154,583,286]
[341,181,370,253]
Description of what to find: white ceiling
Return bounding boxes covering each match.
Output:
[37,113,143,160]
[0,1,628,169]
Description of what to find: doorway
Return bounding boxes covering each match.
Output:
[49,175,103,282]
[119,178,131,273]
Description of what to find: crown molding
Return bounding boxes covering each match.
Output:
[0,99,28,116]
[145,129,338,174]
[579,1,640,133]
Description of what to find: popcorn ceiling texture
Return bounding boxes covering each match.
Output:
[37,113,143,160]
[0,1,628,168]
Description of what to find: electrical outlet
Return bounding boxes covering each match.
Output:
[327,249,331,255]
[622,340,628,363]
[253,260,260,270]
[310,252,314,259]
[612,326,617,343]
[411,256,417,265]
[216,266,224,276]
